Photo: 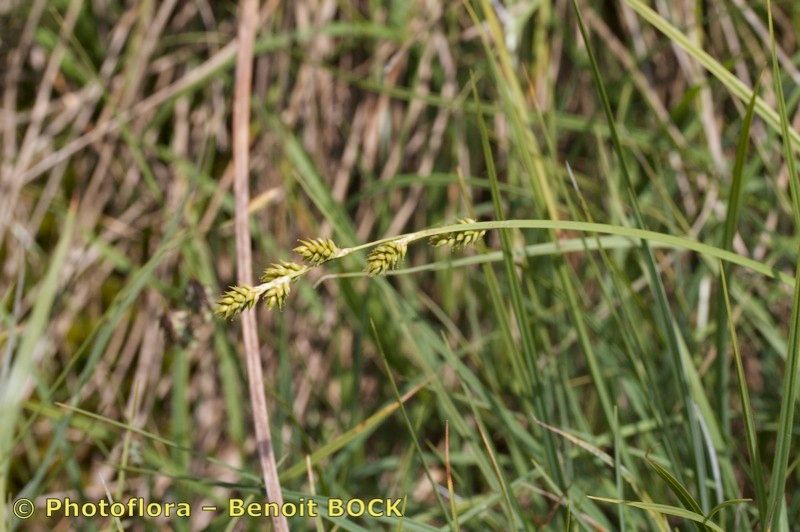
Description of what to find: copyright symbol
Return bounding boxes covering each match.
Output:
[13,498,34,519]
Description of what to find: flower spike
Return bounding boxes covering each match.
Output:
[261,261,306,283]
[429,218,485,249]
[215,285,259,319]
[294,238,338,265]
[263,279,290,310]
[366,240,407,276]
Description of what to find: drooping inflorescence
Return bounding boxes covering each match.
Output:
[429,218,486,249]
[294,238,338,265]
[365,240,408,276]
[216,219,488,318]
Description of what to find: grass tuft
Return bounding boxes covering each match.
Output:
[4,1,800,529]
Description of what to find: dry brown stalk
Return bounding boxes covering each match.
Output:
[232,0,288,530]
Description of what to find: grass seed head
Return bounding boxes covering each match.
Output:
[215,285,259,319]
[365,240,407,276]
[261,261,305,283]
[264,279,291,310]
[294,238,338,265]
[429,218,486,249]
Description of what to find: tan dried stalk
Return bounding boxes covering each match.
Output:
[231,1,288,530]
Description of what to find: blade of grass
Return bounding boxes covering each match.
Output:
[475,0,617,445]
[613,407,627,530]
[280,377,430,481]
[444,422,460,531]
[473,76,565,490]
[322,219,796,291]
[644,456,709,532]
[563,161,688,519]
[459,378,523,529]
[719,264,766,523]
[714,74,762,439]
[572,0,710,509]
[764,1,800,527]
[589,497,724,532]
[372,321,452,527]
[703,499,752,524]
[0,202,75,525]
[305,455,326,532]
[624,0,800,154]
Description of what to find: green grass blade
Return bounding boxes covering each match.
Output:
[572,0,710,508]
[715,75,762,438]
[473,78,565,490]
[613,408,627,530]
[720,265,767,523]
[475,0,617,440]
[0,205,76,524]
[645,457,710,532]
[332,219,796,288]
[372,322,452,527]
[703,499,752,524]
[280,378,428,482]
[765,0,800,527]
[589,497,724,532]
[624,0,800,154]
[459,380,522,529]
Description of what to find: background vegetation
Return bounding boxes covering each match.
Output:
[1,0,800,529]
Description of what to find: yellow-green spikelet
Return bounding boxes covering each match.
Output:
[263,279,290,310]
[215,285,259,319]
[294,238,338,265]
[429,218,485,249]
[365,240,407,276]
[260,261,305,283]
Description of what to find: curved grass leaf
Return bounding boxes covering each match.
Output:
[765,0,800,526]
[645,457,709,531]
[720,266,767,523]
[704,498,752,524]
[715,74,762,441]
[589,497,724,532]
[624,0,800,154]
